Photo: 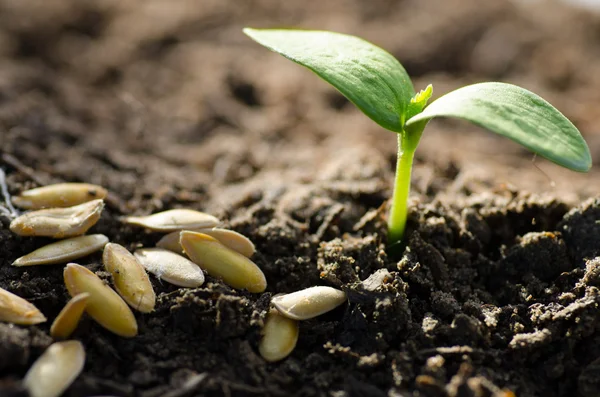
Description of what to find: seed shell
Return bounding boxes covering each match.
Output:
[157,228,255,257]
[134,248,205,288]
[63,263,138,337]
[180,231,266,293]
[12,234,109,267]
[0,287,47,325]
[13,183,108,209]
[272,286,347,320]
[103,243,156,313]
[259,308,299,362]
[24,340,85,397]
[121,209,219,232]
[50,293,90,339]
[9,199,104,238]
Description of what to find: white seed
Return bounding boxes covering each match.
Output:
[259,308,299,362]
[180,231,266,293]
[50,293,90,339]
[134,248,204,288]
[157,228,255,257]
[13,183,108,209]
[0,287,47,325]
[121,209,219,232]
[103,243,156,313]
[272,286,347,320]
[24,340,85,397]
[64,263,138,338]
[9,199,104,238]
[12,234,109,267]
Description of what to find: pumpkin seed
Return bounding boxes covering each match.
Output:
[63,263,138,337]
[13,183,108,209]
[259,308,299,362]
[12,234,109,267]
[50,293,90,339]
[180,231,266,293]
[121,209,219,232]
[103,243,156,313]
[271,286,346,320]
[24,340,85,397]
[157,228,255,257]
[0,286,47,325]
[134,248,205,288]
[10,199,104,238]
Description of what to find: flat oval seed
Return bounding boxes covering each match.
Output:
[10,199,104,238]
[50,293,90,339]
[121,209,219,232]
[13,183,108,209]
[103,243,156,313]
[272,286,347,320]
[24,340,85,397]
[63,263,137,337]
[180,231,266,293]
[134,248,204,288]
[259,308,299,362]
[0,287,47,325]
[12,234,109,267]
[157,228,256,257]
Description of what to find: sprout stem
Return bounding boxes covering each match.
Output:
[387,122,425,246]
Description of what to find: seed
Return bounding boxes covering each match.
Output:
[24,340,85,397]
[157,228,255,257]
[121,209,219,232]
[50,293,90,339]
[259,308,299,362]
[9,199,104,238]
[134,248,204,288]
[103,243,156,313]
[271,286,346,320]
[63,263,137,337]
[180,231,266,293]
[12,234,109,267]
[13,183,108,210]
[0,286,47,325]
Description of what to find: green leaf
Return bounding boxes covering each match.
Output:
[405,82,591,172]
[244,28,414,132]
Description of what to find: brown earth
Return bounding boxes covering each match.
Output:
[1,0,600,396]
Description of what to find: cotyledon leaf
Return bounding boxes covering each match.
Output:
[405,82,592,172]
[244,28,415,132]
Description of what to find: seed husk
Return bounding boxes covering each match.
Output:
[272,286,347,320]
[9,199,104,238]
[103,243,156,313]
[121,209,219,232]
[63,263,137,337]
[24,340,85,397]
[157,228,255,257]
[12,234,109,267]
[134,248,205,288]
[259,308,299,362]
[0,286,47,325]
[50,293,90,339]
[13,183,108,210]
[180,231,266,293]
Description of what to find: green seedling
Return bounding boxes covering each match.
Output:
[243,28,592,246]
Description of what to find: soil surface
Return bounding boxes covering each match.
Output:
[1,1,600,396]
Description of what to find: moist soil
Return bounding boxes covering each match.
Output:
[1,1,600,396]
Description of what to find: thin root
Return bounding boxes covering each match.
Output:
[0,168,18,219]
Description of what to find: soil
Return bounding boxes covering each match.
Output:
[1,0,600,396]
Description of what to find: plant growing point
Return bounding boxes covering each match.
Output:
[243,28,592,246]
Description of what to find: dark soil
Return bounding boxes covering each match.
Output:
[1,1,600,396]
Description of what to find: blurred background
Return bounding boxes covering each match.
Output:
[0,0,598,213]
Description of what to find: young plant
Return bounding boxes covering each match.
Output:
[243,28,592,247]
